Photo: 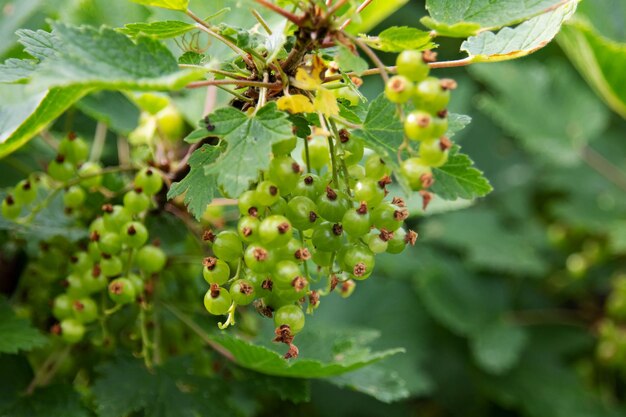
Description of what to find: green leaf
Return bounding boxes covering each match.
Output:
[0,85,88,159]
[430,145,492,200]
[93,356,235,417]
[167,144,224,220]
[30,22,203,91]
[207,331,403,378]
[446,113,472,138]
[0,385,90,417]
[422,208,549,276]
[334,43,368,76]
[0,59,37,83]
[76,91,139,135]
[345,0,409,34]
[352,94,404,177]
[0,299,47,354]
[469,321,528,375]
[471,60,609,165]
[328,364,411,403]
[362,26,436,53]
[0,355,33,411]
[203,103,294,198]
[119,20,196,39]
[178,51,207,65]
[460,1,577,62]
[129,0,189,11]
[422,0,574,38]
[559,20,626,118]
[0,0,42,57]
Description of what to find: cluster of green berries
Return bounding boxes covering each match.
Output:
[201,131,417,357]
[598,275,626,370]
[50,167,167,344]
[384,50,457,194]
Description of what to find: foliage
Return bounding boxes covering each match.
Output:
[1,0,626,417]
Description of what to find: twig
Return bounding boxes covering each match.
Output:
[186,79,281,89]
[162,302,236,362]
[252,0,302,24]
[90,122,107,162]
[339,0,373,30]
[186,9,255,69]
[251,8,272,34]
[327,0,349,17]
[352,35,390,83]
[581,146,626,194]
[25,346,71,394]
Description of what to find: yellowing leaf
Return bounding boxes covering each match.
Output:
[276,94,315,114]
[293,68,320,90]
[314,88,339,117]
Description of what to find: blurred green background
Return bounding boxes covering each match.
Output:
[1,0,626,416]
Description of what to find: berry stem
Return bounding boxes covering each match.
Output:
[186,9,256,69]
[25,345,71,395]
[139,303,153,370]
[218,302,237,329]
[350,34,390,83]
[328,118,353,196]
[303,136,312,174]
[252,0,302,24]
[339,0,373,30]
[298,231,312,282]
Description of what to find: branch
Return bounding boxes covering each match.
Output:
[351,35,390,83]
[339,0,373,31]
[186,79,282,89]
[581,146,626,194]
[327,0,349,17]
[252,0,302,24]
[186,9,255,69]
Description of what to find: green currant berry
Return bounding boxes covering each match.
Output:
[47,156,75,182]
[82,265,108,293]
[136,245,167,274]
[401,157,433,191]
[316,187,351,222]
[71,297,98,323]
[70,253,92,274]
[371,202,407,231]
[202,256,230,285]
[269,197,288,215]
[396,50,429,82]
[259,215,293,245]
[256,180,281,206]
[305,136,330,171]
[274,304,305,334]
[340,134,364,166]
[78,162,103,189]
[333,86,360,106]
[277,238,307,262]
[292,174,324,200]
[365,231,389,253]
[53,294,74,320]
[60,319,85,344]
[348,164,366,181]
[404,111,434,141]
[134,168,163,196]
[244,244,277,272]
[286,196,318,230]
[13,180,37,205]
[212,231,243,262]
[342,202,371,237]
[268,156,301,194]
[343,245,375,280]
[272,136,297,156]
[122,221,149,249]
[98,232,122,255]
[108,277,137,304]
[1,195,21,220]
[414,77,451,114]
[273,260,305,291]
[311,249,333,267]
[354,177,385,207]
[419,139,450,168]
[100,254,123,277]
[387,228,416,254]
[128,273,145,294]
[238,190,263,217]
[102,204,132,233]
[63,186,86,209]
[364,154,391,180]
[339,279,356,298]
[312,221,344,251]
[385,75,414,103]
[66,273,88,297]
[58,134,89,165]
[247,271,273,298]
[238,215,261,243]
[123,188,151,214]
[430,114,448,138]
[229,279,256,305]
[204,285,232,315]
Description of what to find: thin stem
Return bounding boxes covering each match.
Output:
[251,8,272,34]
[328,119,353,196]
[117,135,130,167]
[303,136,311,173]
[257,72,270,111]
[218,302,237,329]
[252,0,302,24]
[581,146,626,194]
[39,130,59,151]
[90,122,107,162]
[327,0,349,17]
[26,346,71,394]
[298,231,311,281]
[186,10,255,69]
[139,304,153,369]
[339,0,373,31]
[216,85,254,103]
[162,303,236,362]
[352,35,389,83]
[328,136,339,186]
[186,79,281,89]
